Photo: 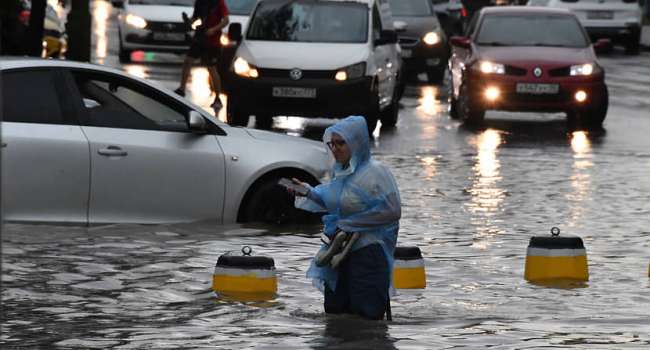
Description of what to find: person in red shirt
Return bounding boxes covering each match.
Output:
[175,0,229,112]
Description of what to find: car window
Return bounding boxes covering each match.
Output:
[476,14,589,47]
[226,0,257,15]
[465,11,479,36]
[1,70,67,125]
[129,0,195,5]
[372,3,382,40]
[388,0,433,16]
[246,0,368,43]
[72,72,190,132]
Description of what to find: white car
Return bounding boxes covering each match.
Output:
[527,0,643,55]
[0,59,331,225]
[225,0,403,131]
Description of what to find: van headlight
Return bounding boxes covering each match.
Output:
[478,61,505,75]
[126,14,147,29]
[233,57,259,78]
[423,32,440,45]
[335,62,366,81]
[570,63,594,76]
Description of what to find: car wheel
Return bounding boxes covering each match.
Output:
[459,83,484,125]
[242,176,320,224]
[624,30,641,55]
[426,67,445,85]
[255,114,273,130]
[226,98,249,126]
[586,85,609,129]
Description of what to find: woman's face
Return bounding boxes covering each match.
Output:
[327,133,351,165]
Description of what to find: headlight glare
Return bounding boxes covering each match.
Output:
[191,19,202,30]
[335,62,366,81]
[126,14,147,29]
[570,63,594,76]
[233,57,259,78]
[423,32,440,45]
[220,33,230,46]
[479,61,505,75]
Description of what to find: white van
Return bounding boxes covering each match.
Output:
[225,0,403,132]
[527,0,643,55]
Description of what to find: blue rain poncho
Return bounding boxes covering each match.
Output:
[295,116,401,293]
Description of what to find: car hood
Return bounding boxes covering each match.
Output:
[476,45,594,66]
[393,16,441,37]
[244,128,327,150]
[238,41,368,70]
[125,4,193,22]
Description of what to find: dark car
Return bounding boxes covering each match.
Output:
[448,6,609,129]
[389,0,449,83]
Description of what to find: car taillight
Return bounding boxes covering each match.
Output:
[19,10,30,26]
[461,6,467,18]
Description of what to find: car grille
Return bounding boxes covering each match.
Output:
[147,21,187,33]
[505,65,527,76]
[258,68,335,79]
[398,36,420,48]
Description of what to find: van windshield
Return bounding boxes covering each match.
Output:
[246,0,368,43]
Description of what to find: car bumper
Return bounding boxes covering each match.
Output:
[120,24,191,53]
[465,74,607,113]
[229,75,375,118]
[585,24,641,42]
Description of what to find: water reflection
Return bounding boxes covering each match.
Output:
[466,129,506,249]
[311,316,397,350]
[567,131,593,227]
[417,86,443,116]
[92,0,110,63]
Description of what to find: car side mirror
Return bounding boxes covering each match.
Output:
[228,23,242,42]
[393,21,408,33]
[188,110,206,132]
[375,30,398,46]
[593,38,610,53]
[110,0,124,8]
[450,36,471,49]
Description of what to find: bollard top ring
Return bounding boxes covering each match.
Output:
[242,245,253,256]
[551,227,560,237]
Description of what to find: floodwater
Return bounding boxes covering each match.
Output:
[3,1,650,348]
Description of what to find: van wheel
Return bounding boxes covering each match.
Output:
[459,83,484,125]
[379,103,398,128]
[242,177,320,224]
[227,99,249,126]
[624,30,641,55]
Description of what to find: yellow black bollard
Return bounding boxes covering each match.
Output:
[212,246,277,301]
[393,246,426,289]
[524,227,588,283]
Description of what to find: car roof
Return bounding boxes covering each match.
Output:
[261,0,374,5]
[482,5,572,16]
[0,57,128,75]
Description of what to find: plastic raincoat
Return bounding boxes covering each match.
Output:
[295,116,401,294]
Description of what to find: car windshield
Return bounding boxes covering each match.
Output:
[246,0,368,43]
[476,14,589,48]
[388,0,433,16]
[226,0,257,15]
[129,0,194,5]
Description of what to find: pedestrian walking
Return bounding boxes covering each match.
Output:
[287,116,402,320]
[175,0,229,113]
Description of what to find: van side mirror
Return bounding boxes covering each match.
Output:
[110,0,124,8]
[228,23,242,42]
[449,36,471,49]
[188,111,206,133]
[593,38,610,53]
[375,30,398,46]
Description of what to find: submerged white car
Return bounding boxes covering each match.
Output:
[0,59,331,225]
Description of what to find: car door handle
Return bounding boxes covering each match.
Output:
[98,146,128,157]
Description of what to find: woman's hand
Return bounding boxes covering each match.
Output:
[288,178,309,197]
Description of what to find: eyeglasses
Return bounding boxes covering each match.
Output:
[326,139,346,150]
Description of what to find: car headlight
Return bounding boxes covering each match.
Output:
[479,61,505,75]
[233,57,259,78]
[126,14,147,29]
[570,63,594,76]
[191,18,202,30]
[423,32,440,45]
[335,62,366,81]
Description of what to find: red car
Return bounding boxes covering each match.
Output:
[448,6,609,129]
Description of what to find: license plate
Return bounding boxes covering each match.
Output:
[152,32,185,41]
[587,10,613,20]
[272,87,317,99]
[401,49,412,58]
[516,83,559,95]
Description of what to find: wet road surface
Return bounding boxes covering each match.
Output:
[2,1,650,348]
